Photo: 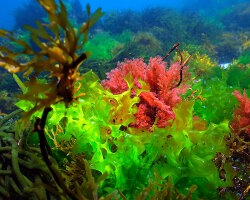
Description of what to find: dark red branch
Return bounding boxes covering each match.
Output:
[162,42,180,61]
[176,55,191,87]
[176,47,183,64]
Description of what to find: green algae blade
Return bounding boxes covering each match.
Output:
[13,73,27,94]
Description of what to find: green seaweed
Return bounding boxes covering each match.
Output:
[14,70,231,199]
[84,32,120,61]
[226,55,250,91]
[192,76,238,124]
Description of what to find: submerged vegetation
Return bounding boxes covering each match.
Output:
[0,0,249,199]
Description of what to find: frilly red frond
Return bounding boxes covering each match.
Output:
[102,58,146,94]
[230,90,250,136]
[102,56,191,130]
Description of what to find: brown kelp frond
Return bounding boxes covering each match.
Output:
[82,159,110,199]
[45,122,77,152]
[65,155,112,200]
[0,0,104,121]
[136,170,197,200]
[65,154,87,190]
[215,130,249,199]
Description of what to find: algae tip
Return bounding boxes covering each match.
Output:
[13,73,27,94]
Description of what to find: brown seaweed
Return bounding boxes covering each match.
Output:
[0,0,104,122]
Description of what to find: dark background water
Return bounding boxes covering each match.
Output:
[1,0,182,30]
[0,0,246,30]
[0,0,248,65]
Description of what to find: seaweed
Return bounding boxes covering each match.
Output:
[0,113,115,199]
[0,0,248,199]
[84,32,119,61]
[0,0,104,122]
[0,0,108,199]
[102,43,191,130]
[214,91,249,199]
